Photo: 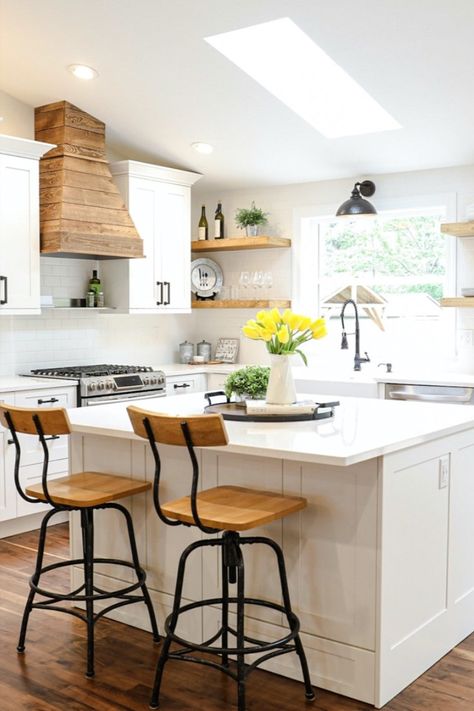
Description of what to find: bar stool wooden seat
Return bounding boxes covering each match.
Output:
[0,404,159,678]
[128,405,315,711]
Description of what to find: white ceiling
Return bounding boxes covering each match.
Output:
[1,0,474,190]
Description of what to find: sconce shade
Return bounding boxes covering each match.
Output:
[336,180,377,217]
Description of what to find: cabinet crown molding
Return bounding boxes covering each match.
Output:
[0,134,55,160]
[110,160,201,187]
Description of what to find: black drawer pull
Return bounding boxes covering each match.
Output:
[8,434,60,444]
[163,281,171,306]
[0,275,7,305]
[174,383,191,389]
[37,397,59,405]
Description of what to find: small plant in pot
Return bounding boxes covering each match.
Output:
[224,365,270,402]
[235,201,269,237]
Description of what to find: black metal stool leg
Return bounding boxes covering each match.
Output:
[149,539,205,710]
[17,507,59,653]
[221,543,229,668]
[260,537,315,701]
[109,502,160,643]
[81,508,95,678]
[235,545,246,711]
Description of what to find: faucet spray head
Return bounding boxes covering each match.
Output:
[341,331,349,349]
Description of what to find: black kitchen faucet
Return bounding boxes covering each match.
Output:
[340,299,370,371]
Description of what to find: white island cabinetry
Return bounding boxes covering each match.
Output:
[102,161,201,313]
[67,394,474,707]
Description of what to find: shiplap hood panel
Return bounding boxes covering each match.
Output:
[35,101,144,259]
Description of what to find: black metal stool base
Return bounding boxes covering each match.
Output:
[17,504,159,677]
[150,531,315,711]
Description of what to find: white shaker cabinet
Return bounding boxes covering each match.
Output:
[0,135,54,314]
[0,392,16,522]
[103,161,201,313]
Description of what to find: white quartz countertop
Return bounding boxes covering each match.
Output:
[66,391,474,466]
[0,376,76,392]
[160,363,474,388]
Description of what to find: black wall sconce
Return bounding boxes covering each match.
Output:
[336,180,377,217]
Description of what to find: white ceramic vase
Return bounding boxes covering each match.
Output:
[266,354,296,405]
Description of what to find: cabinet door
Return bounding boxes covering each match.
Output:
[128,177,161,309]
[0,392,16,521]
[166,374,207,395]
[157,183,191,311]
[0,154,40,313]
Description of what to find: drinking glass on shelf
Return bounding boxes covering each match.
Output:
[263,271,273,297]
[239,271,250,298]
[252,271,265,295]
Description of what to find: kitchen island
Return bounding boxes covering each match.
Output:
[67,393,474,707]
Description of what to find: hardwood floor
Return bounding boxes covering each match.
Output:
[0,523,473,710]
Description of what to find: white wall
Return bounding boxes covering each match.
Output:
[193,166,474,372]
[0,90,34,138]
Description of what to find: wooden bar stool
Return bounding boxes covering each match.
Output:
[0,404,159,677]
[128,405,315,711]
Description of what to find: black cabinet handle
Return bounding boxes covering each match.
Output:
[156,281,163,305]
[8,434,60,444]
[174,383,191,389]
[163,281,170,306]
[37,397,59,405]
[0,276,7,305]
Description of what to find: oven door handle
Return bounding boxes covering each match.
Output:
[83,391,166,406]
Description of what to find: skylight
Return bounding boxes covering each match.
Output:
[205,18,400,139]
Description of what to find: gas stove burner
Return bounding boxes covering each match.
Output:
[31,364,154,378]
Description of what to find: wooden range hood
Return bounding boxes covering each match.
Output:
[35,101,143,259]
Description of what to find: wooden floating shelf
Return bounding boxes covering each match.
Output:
[440,297,474,307]
[191,236,291,253]
[192,299,291,309]
[441,222,474,237]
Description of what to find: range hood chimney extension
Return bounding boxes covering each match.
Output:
[35,100,144,259]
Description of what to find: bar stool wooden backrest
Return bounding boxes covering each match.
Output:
[128,405,229,533]
[0,404,71,506]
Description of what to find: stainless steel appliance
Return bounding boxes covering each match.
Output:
[384,382,474,405]
[30,364,166,406]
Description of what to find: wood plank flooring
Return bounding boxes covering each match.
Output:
[0,523,473,710]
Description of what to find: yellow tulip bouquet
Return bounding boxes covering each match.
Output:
[242,308,327,365]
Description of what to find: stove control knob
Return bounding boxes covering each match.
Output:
[89,382,96,392]
[107,381,114,391]
[98,382,105,391]
[143,377,150,385]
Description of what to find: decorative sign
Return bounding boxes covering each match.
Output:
[215,338,239,363]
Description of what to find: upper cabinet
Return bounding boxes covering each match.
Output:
[0,135,54,315]
[102,161,201,313]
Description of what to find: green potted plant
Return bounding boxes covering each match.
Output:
[235,201,269,237]
[224,365,270,401]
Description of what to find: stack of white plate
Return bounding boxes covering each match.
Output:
[461,288,474,297]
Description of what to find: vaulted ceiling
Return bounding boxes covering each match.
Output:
[1,0,474,189]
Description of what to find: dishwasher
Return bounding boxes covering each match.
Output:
[384,383,474,405]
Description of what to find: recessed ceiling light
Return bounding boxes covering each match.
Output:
[191,142,214,154]
[68,64,99,80]
[205,18,401,139]
[0,117,4,122]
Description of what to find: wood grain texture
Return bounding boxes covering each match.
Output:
[441,221,474,236]
[191,236,291,252]
[1,524,474,710]
[0,404,71,435]
[35,100,144,258]
[191,299,291,309]
[25,472,150,507]
[128,406,229,447]
[440,297,474,307]
[161,484,307,531]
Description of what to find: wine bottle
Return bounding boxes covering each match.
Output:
[88,269,101,307]
[198,205,208,241]
[214,202,224,239]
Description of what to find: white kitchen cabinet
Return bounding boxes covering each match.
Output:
[0,135,54,315]
[165,373,207,395]
[102,161,201,313]
[0,384,76,531]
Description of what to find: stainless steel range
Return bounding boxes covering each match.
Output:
[30,364,166,406]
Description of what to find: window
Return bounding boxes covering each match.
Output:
[293,196,456,364]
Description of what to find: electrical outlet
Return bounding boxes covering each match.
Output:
[439,456,449,489]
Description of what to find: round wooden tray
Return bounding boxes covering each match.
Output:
[203,400,339,423]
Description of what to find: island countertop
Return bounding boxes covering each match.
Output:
[66,392,474,466]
